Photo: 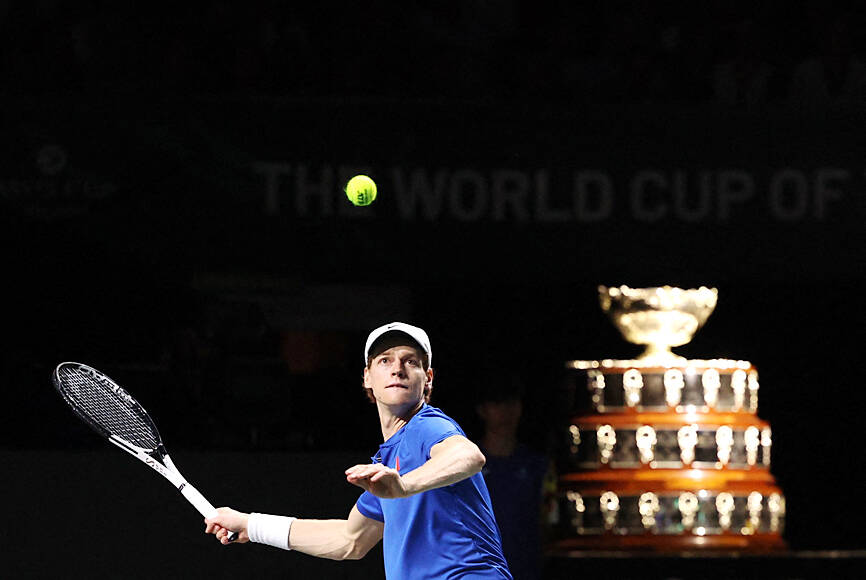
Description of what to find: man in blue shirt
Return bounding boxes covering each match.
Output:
[205,322,512,580]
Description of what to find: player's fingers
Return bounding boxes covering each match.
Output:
[361,463,386,476]
[345,464,370,476]
[348,462,383,474]
[346,468,371,481]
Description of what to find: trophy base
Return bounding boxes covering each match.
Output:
[550,533,787,553]
[556,356,786,555]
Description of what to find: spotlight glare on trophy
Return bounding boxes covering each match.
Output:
[552,285,786,552]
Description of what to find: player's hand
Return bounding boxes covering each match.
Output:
[345,463,409,498]
[205,507,250,545]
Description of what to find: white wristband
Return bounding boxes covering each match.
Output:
[247,513,296,551]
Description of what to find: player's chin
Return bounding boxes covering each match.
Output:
[380,387,416,402]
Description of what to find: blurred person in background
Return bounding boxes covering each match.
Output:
[476,373,555,580]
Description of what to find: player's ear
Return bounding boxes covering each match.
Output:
[424,369,434,401]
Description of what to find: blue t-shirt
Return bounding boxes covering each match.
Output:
[355,404,512,580]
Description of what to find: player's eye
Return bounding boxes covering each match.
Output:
[406,358,419,366]
[378,357,390,365]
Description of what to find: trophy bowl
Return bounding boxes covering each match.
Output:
[599,285,718,363]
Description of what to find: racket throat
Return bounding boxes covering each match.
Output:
[107,435,144,456]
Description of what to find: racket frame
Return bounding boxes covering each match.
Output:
[53,362,231,536]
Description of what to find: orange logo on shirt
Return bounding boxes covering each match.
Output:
[396,456,400,472]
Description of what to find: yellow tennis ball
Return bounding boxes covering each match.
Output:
[345,175,377,206]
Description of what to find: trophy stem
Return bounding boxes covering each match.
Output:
[638,343,686,364]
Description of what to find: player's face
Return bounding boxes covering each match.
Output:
[364,345,432,409]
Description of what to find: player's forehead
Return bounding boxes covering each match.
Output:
[371,344,423,359]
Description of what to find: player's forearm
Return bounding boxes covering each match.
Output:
[401,439,485,496]
[289,518,372,560]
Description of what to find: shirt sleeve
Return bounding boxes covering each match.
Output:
[415,415,462,460]
[355,490,384,522]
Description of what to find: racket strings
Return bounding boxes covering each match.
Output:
[57,365,160,451]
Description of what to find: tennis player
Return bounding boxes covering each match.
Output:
[205,322,513,579]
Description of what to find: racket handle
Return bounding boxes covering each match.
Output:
[181,483,239,542]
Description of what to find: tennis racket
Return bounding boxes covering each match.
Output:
[52,361,237,541]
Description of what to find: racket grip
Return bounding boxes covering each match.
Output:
[181,483,239,542]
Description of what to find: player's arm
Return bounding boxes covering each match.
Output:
[346,434,485,498]
[290,506,384,560]
[205,505,383,560]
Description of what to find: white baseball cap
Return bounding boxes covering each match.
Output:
[364,322,432,367]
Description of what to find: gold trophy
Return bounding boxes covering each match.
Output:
[599,285,718,364]
[554,285,786,551]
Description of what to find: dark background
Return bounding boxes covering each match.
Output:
[2,1,865,578]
